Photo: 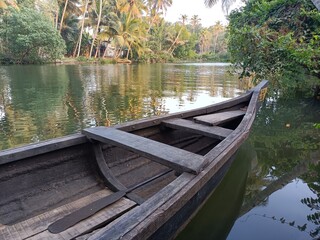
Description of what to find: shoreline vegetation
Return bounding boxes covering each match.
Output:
[52,53,231,65]
[0,0,230,65]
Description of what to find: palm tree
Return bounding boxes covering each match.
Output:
[60,13,79,56]
[190,15,201,34]
[199,29,211,54]
[59,0,69,33]
[145,0,171,32]
[89,0,106,57]
[57,0,80,33]
[152,0,172,13]
[211,21,224,54]
[73,0,89,57]
[167,23,188,55]
[204,0,237,13]
[179,14,188,26]
[117,0,146,20]
[113,13,146,60]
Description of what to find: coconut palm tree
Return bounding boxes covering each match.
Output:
[117,0,146,20]
[145,0,171,33]
[179,14,188,26]
[89,0,106,57]
[211,21,224,54]
[190,15,201,34]
[166,23,189,55]
[199,29,211,54]
[73,0,89,57]
[152,0,172,13]
[60,12,79,55]
[204,0,237,13]
[58,0,80,33]
[59,0,69,32]
[113,13,146,60]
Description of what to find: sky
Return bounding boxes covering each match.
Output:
[164,0,244,27]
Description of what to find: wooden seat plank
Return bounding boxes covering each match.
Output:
[162,118,233,140]
[0,189,136,240]
[193,110,245,126]
[83,127,205,174]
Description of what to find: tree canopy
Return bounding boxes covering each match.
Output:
[0,7,65,63]
[228,0,320,91]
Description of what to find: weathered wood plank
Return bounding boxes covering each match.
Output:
[48,191,127,234]
[0,189,136,240]
[83,127,205,174]
[93,142,145,204]
[88,173,194,240]
[0,134,87,165]
[162,118,233,140]
[193,110,245,126]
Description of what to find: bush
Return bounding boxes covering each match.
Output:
[0,7,65,64]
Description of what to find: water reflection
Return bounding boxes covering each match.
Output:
[226,96,320,240]
[176,142,255,240]
[0,63,244,150]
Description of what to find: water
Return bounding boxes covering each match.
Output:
[0,63,319,239]
[0,63,243,150]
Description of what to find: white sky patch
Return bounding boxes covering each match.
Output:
[164,0,245,27]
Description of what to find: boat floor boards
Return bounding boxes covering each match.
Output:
[193,110,245,126]
[0,189,136,240]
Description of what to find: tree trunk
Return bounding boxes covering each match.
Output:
[59,0,69,33]
[76,0,89,58]
[168,27,183,54]
[55,8,59,30]
[89,0,102,58]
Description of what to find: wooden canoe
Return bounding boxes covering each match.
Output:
[0,80,268,240]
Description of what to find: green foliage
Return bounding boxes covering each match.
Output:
[228,0,320,91]
[200,52,231,62]
[99,58,116,64]
[138,51,174,63]
[0,7,65,64]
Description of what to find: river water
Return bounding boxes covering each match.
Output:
[0,63,319,239]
